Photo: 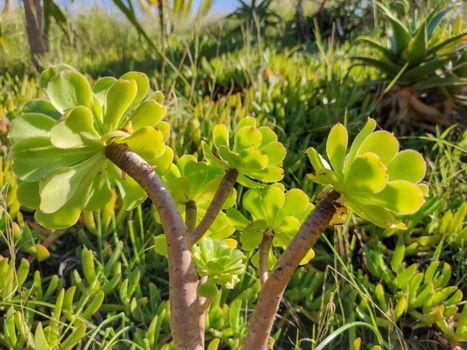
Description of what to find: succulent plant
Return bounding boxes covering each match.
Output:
[228,183,315,264]
[306,118,427,229]
[9,65,172,229]
[202,116,286,187]
[354,3,466,87]
[163,155,236,240]
[192,238,245,291]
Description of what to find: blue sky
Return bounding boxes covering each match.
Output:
[55,0,239,15]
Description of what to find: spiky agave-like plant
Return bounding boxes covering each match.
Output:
[353,2,467,132]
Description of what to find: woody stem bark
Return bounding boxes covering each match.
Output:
[242,191,340,350]
[186,168,238,246]
[185,200,197,233]
[105,143,204,350]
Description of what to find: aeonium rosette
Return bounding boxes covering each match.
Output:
[306,118,428,229]
[202,116,286,187]
[9,65,173,229]
[227,183,315,266]
[163,155,237,239]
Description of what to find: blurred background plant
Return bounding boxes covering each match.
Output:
[353,1,467,134]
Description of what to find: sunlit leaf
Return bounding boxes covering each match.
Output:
[345,153,388,194]
[357,131,399,164]
[326,123,348,175]
[388,150,426,183]
[47,70,92,113]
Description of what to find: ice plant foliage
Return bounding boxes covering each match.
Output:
[306,118,427,229]
[9,65,428,350]
[10,64,172,229]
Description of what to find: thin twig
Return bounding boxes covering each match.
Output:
[187,169,238,246]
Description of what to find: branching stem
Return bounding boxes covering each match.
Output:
[243,191,340,350]
[187,168,238,246]
[185,200,197,233]
[105,143,204,350]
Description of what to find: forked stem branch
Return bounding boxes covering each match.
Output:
[243,191,340,350]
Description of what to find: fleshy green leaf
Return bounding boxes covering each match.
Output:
[240,148,269,172]
[119,127,165,163]
[306,147,330,172]
[357,130,399,164]
[243,189,265,220]
[151,146,174,175]
[131,100,167,131]
[300,249,315,265]
[213,124,229,149]
[17,181,40,209]
[103,79,137,131]
[93,76,117,105]
[248,165,284,183]
[346,199,403,229]
[402,22,427,63]
[326,123,348,175]
[344,118,377,174]
[85,170,113,211]
[234,126,262,151]
[120,71,149,107]
[236,117,256,129]
[11,138,96,182]
[388,150,426,183]
[197,280,218,298]
[39,153,104,214]
[50,106,101,149]
[22,100,61,120]
[39,64,75,91]
[280,189,311,217]
[9,113,56,144]
[47,70,92,113]
[258,126,278,146]
[261,141,286,165]
[153,235,168,256]
[218,145,242,168]
[370,180,425,215]
[261,185,285,221]
[345,153,388,194]
[378,3,411,54]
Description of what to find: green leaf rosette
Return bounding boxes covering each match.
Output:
[163,155,237,240]
[202,116,286,187]
[306,118,428,229]
[192,238,245,291]
[228,183,315,265]
[10,65,173,229]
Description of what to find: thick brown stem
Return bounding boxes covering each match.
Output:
[185,200,197,233]
[105,143,204,350]
[243,191,340,350]
[2,0,12,15]
[259,229,273,286]
[23,0,48,67]
[186,169,238,246]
